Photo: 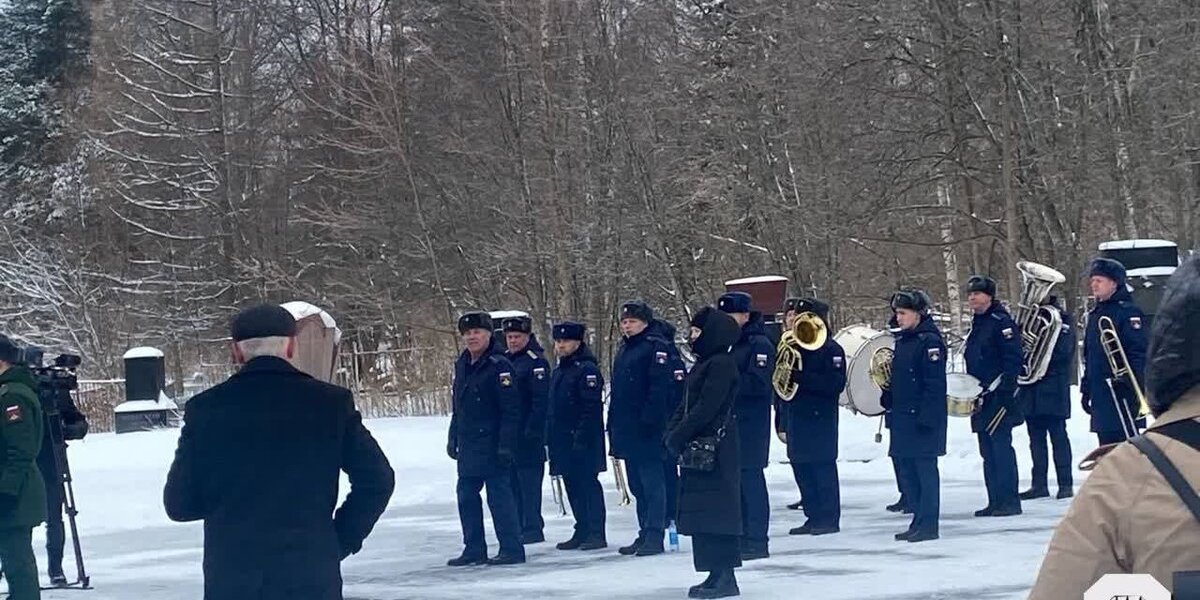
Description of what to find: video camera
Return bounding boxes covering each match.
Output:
[18,346,87,441]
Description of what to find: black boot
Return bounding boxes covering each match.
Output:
[788,523,813,536]
[618,536,643,556]
[1056,487,1074,500]
[487,552,526,566]
[522,531,545,545]
[635,533,664,556]
[578,535,608,551]
[886,499,908,513]
[906,530,939,543]
[991,504,1023,517]
[894,530,915,541]
[556,533,584,550]
[1019,487,1050,500]
[689,572,719,598]
[696,569,740,598]
[740,540,768,561]
[447,553,488,567]
[973,506,996,517]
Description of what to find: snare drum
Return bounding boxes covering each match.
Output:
[946,372,983,418]
[833,324,895,417]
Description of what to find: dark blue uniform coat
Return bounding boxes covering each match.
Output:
[503,338,551,466]
[786,338,847,464]
[1082,287,1148,434]
[882,316,948,458]
[730,313,776,469]
[547,344,607,476]
[1019,307,1075,419]
[964,301,1024,433]
[449,341,522,477]
[608,328,674,461]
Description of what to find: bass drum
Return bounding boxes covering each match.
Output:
[834,324,895,417]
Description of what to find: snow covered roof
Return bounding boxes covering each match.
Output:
[1127,266,1178,277]
[1098,239,1177,250]
[724,275,788,285]
[489,310,529,320]
[113,392,177,413]
[282,301,338,330]
[123,347,164,360]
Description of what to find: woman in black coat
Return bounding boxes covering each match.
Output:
[664,307,743,599]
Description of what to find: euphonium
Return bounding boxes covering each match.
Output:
[1013,261,1066,385]
[772,311,828,401]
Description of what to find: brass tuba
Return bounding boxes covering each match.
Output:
[1013,261,1066,385]
[772,311,828,401]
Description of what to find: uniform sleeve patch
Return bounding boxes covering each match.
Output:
[585,374,598,388]
[1001,327,1014,340]
[1061,324,1070,333]
[499,372,513,387]
[655,351,668,365]
[755,353,768,368]
[927,348,941,362]
[533,367,546,380]
[832,355,844,368]
[673,369,685,381]
[5,404,22,423]
[1130,316,1142,330]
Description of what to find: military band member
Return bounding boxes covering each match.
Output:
[884,312,911,515]
[776,298,804,512]
[546,322,608,551]
[1082,257,1148,444]
[647,318,687,531]
[500,315,551,544]
[963,276,1024,517]
[609,300,674,557]
[1017,295,1075,500]
[783,298,847,536]
[1029,255,1200,600]
[717,291,775,560]
[882,289,947,543]
[447,312,525,566]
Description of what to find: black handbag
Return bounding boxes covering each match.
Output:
[678,404,733,472]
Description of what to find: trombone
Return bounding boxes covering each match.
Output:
[1097,315,1150,440]
[611,457,632,506]
[551,475,567,516]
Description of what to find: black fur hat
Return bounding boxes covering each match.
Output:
[457,311,494,334]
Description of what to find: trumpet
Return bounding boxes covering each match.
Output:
[1097,315,1150,439]
[611,457,632,506]
[772,311,828,401]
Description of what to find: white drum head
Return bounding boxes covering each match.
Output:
[834,325,894,416]
[946,372,983,399]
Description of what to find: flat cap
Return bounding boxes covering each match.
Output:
[231,304,298,342]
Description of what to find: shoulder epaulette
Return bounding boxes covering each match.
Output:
[527,350,538,360]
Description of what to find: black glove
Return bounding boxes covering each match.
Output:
[446,441,458,460]
[880,391,893,410]
[0,494,17,514]
[1081,393,1092,416]
[497,448,515,468]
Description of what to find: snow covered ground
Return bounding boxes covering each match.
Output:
[18,405,1101,599]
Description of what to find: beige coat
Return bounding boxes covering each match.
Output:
[1028,387,1200,599]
